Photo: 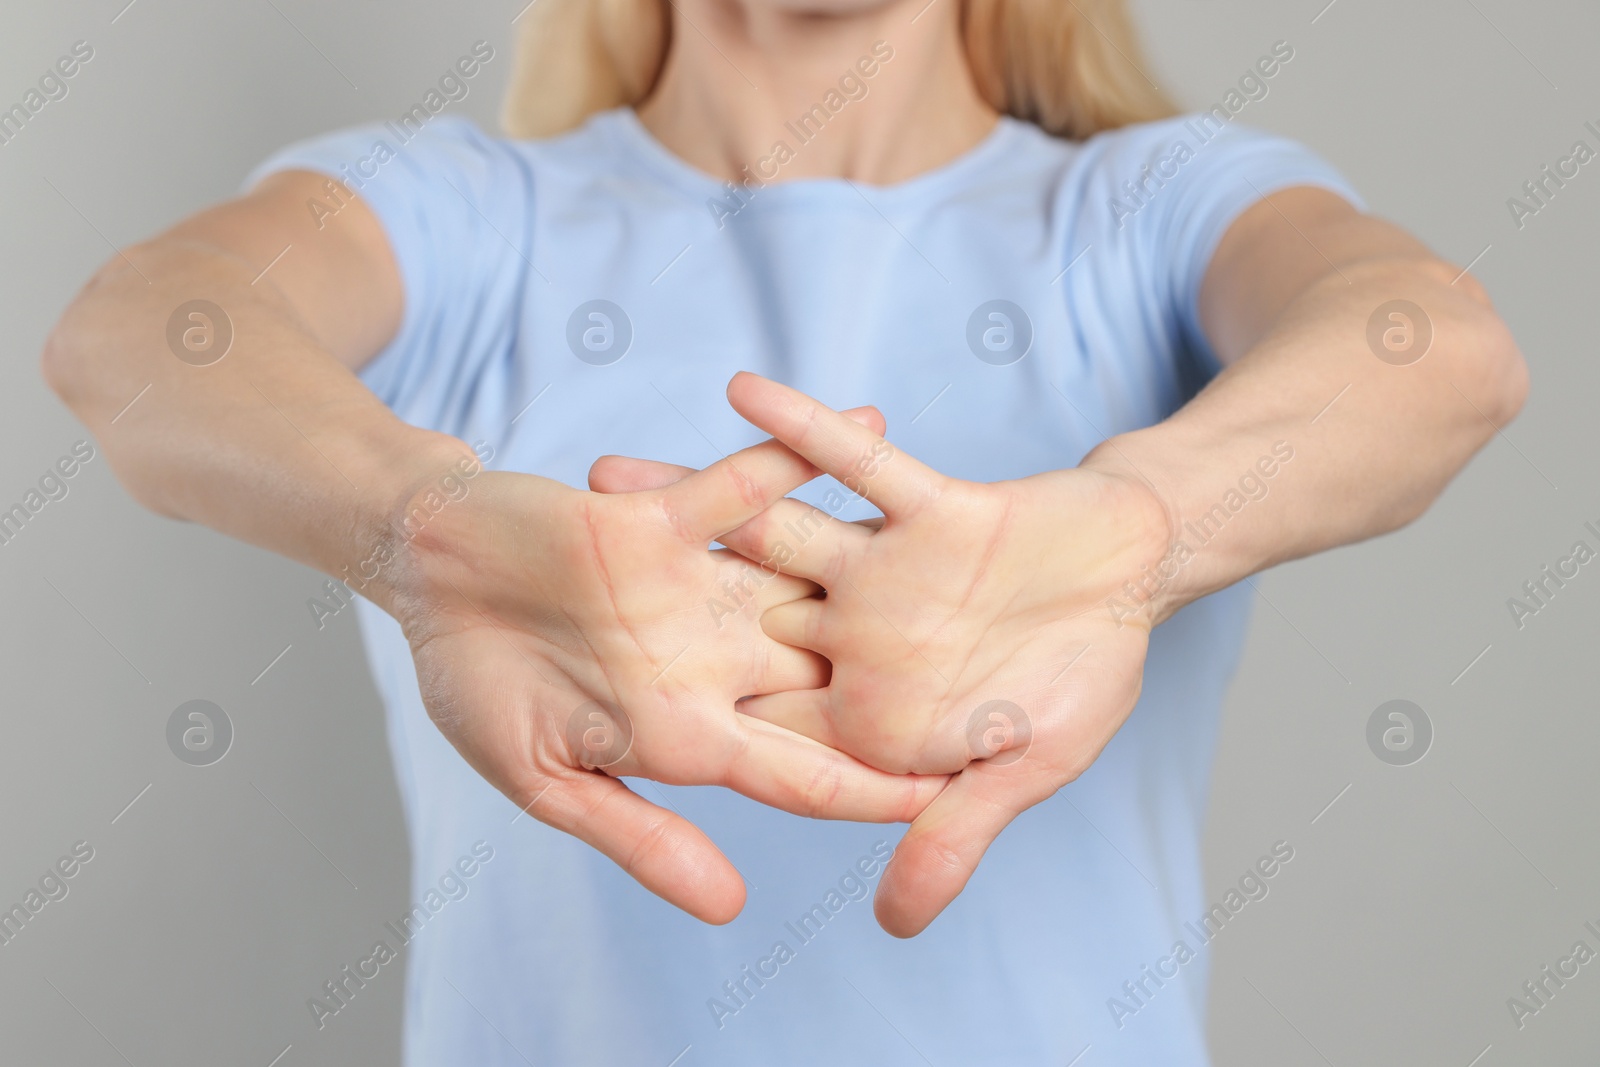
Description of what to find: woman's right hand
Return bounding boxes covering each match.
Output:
[37,172,941,925]
[381,424,946,924]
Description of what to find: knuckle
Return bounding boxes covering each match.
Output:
[819,541,853,585]
[624,813,681,876]
[656,495,700,545]
[792,401,822,447]
[726,461,771,513]
[804,605,828,648]
[738,507,782,557]
[914,833,966,880]
[798,762,846,818]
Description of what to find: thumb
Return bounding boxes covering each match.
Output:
[873,764,1047,937]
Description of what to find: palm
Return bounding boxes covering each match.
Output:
[390,439,945,925]
[764,473,1158,770]
[590,375,1173,935]
[745,468,1168,934]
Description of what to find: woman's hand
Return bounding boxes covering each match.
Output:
[384,417,946,926]
[591,373,1176,936]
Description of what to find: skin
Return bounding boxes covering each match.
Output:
[635,0,997,185]
[40,0,1527,938]
[46,232,947,925]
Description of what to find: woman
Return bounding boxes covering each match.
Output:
[42,0,1525,1061]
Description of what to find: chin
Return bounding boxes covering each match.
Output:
[753,0,904,16]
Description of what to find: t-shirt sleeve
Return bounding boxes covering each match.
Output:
[241,117,534,418]
[1084,114,1366,381]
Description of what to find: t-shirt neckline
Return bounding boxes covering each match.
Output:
[598,105,1024,209]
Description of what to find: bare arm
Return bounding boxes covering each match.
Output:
[40,170,469,616]
[41,173,946,923]
[654,190,1531,935]
[1086,186,1530,622]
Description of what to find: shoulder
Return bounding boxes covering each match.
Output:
[976,114,1347,222]
[1063,114,1334,192]
[243,111,642,202]
[1058,114,1361,232]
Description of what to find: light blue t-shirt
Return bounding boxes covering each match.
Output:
[249,107,1360,1066]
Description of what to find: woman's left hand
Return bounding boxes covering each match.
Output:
[591,372,1178,937]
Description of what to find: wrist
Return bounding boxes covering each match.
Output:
[1082,422,1300,626]
[1077,433,1188,628]
[331,416,487,618]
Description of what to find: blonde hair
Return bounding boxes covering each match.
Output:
[502,0,1174,142]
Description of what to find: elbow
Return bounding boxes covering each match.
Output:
[1491,333,1531,428]
[40,317,87,413]
[1446,262,1529,428]
[38,251,179,519]
[1459,296,1529,433]
[39,252,131,413]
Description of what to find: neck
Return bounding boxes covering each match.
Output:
[635,0,999,186]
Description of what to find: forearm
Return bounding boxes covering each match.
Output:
[41,239,476,615]
[1083,254,1528,623]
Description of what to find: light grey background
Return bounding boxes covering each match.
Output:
[0,1,1593,1064]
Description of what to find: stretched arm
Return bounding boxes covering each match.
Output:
[39,170,461,612]
[1089,186,1529,625]
[594,188,1529,935]
[41,174,945,924]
